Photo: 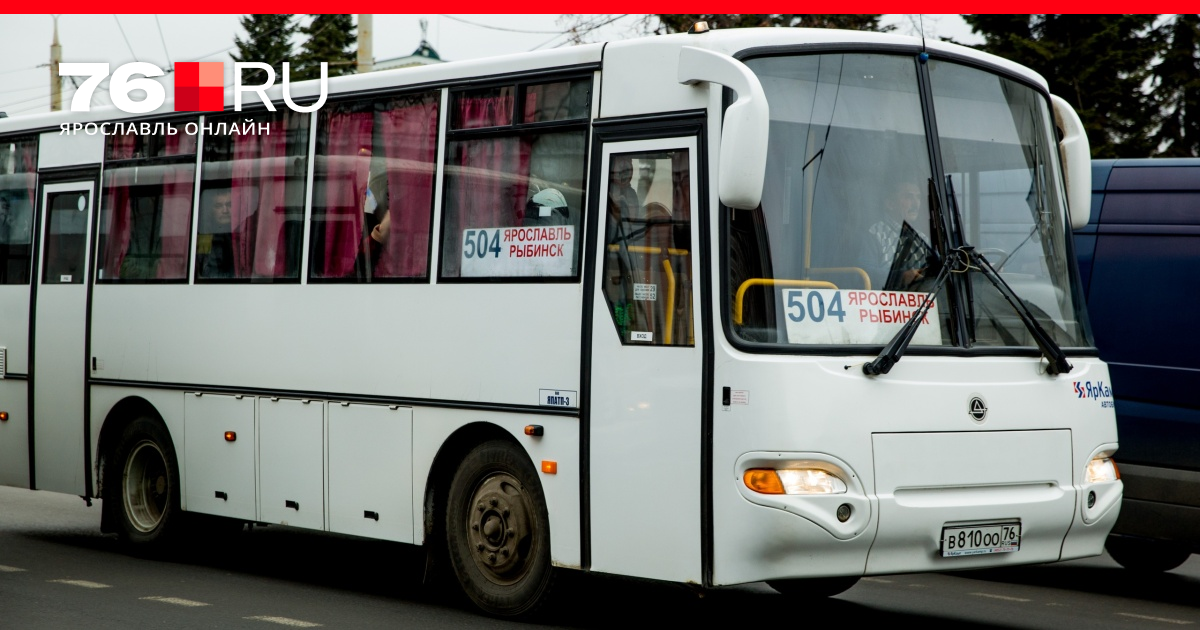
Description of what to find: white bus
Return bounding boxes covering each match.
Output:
[0,26,1121,618]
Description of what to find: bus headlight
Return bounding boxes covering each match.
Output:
[744,468,848,495]
[1085,456,1119,483]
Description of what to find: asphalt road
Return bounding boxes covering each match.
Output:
[2,486,1198,629]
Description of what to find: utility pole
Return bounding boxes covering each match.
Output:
[50,15,62,112]
[356,14,373,73]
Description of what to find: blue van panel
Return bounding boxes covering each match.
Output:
[1091,159,1116,194]
[1072,232,1096,296]
[1112,399,1200,471]
[1089,233,1200,383]
[1078,158,1200,550]
[1100,192,1200,225]
[1106,165,1200,191]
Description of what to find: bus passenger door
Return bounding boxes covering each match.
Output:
[32,178,95,494]
[588,136,704,583]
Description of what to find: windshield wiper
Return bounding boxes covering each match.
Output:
[860,174,1075,377]
[965,249,1073,375]
[944,176,1072,376]
[860,247,970,376]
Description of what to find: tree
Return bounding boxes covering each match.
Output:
[294,14,357,81]
[652,14,888,34]
[231,14,299,85]
[962,14,1163,158]
[1152,14,1200,157]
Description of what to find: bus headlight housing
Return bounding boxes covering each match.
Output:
[1085,456,1119,483]
[744,468,848,495]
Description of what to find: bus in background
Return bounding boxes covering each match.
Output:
[1075,158,1200,572]
[0,26,1119,619]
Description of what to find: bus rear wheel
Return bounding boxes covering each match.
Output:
[445,439,555,618]
[768,576,860,598]
[107,417,181,546]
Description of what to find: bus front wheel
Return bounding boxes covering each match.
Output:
[1106,535,1191,573]
[445,439,555,618]
[106,417,182,546]
[768,576,860,598]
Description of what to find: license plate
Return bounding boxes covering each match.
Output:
[941,522,1021,557]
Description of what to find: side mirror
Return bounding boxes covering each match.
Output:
[678,46,769,210]
[1050,94,1091,230]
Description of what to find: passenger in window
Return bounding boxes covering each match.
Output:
[643,201,675,250]
[866,179,932,291]
[198,189,235,279]
[357,173,390,278]
[521,188,569,227]
[609,155,641,222]
[0,193,32,245]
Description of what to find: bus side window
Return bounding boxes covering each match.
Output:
[196,110,309,282]
[308,91,440,283]
[438,80,588,281]
[601,150,693,346]
[0,135,37,285]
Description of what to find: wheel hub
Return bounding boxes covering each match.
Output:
[466,473,533,584]
[123,440,168,533]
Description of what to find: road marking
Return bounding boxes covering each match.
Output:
[0,565,27,572]
[970,592,1031,602]
[141,596,210,607]
[1117,613,1193,625]
[48,579,111,589]
[862,577,894,583]
[245,616,322,628]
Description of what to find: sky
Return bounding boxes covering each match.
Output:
[0,14,983,118]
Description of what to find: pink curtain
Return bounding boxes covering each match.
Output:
[106,133,137,160]
[99,170,134,278]
[157,181,194,278]
[456,93,512,129]
[522,88,539,123]
[319,111,374,278]
[446,134,530,276]
[169,131,198,156]
[377,98,438,278]
[230,116,289,278]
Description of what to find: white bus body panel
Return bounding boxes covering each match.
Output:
[184,393,256,520]
[32,180,94,495]
[328,403,413,542]
[259,397,324,530]
[867,429,1073,573]
[709,354,1119,585]
[0,285,30,487]
[0,379,29,487]
[411,410,581,568]
[587,138,703,583]
[599,37,707,118]
[88,283,580,403]
[37,131,103,169]
[89,282,583,563]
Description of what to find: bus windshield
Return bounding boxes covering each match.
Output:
[729,52,1089,351]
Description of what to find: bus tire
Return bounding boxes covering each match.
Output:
[106,416,182,547]
[445,439,555,618]
[768,576,860,598]
[1106,535,1191,573]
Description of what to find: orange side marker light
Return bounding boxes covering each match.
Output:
[541,460,557,474]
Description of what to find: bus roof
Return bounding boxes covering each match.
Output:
[0,27,1045,136]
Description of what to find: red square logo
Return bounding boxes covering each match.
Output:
[174,62,224,111]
